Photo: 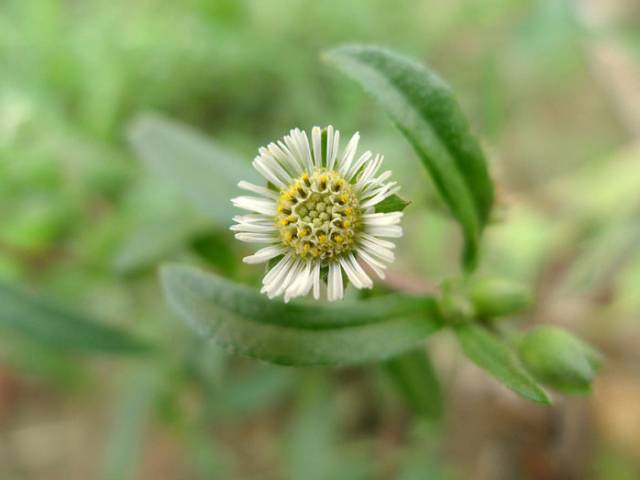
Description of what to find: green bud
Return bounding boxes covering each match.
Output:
[470,278,532,319]
[517,326,602,395]
[439,279,474,324]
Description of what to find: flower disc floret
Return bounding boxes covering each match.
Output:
[276,169,360,260]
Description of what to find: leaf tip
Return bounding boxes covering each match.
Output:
[321,43,384,66]
[532,390,553,406]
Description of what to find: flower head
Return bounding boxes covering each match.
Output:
[231,126,402,302]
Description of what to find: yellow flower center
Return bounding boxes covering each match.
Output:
[276,168,360,260]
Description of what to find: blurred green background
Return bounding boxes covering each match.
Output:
[1,0,640,479]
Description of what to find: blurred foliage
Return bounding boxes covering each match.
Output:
[1,0,639,479]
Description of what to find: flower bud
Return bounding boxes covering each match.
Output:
[517,326,602,394]
[470,278,532,319]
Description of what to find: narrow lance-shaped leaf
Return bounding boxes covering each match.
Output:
[384,348,443,420]
[324,44,494,270]
[127,112,255,225]
[113,213,209,275]
[454,323,550,405]
[286,373,339,480]
[100,367,162,480]
[0,282,152,354]
[161,263,443,366]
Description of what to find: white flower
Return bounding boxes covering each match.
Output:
[231,126,403,302]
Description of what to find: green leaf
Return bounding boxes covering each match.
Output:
[100,367,162,480]
[127,112,254,225]
[161,263,443,366]
[374,194,411,213]
[384,348,443,420]
[113,213,209,275]
[324,44,494,270]
[216,366,295,417]
[454,323,550,404]
[0,332,86,388]
[0,282,152,354]
[286,372,338,480]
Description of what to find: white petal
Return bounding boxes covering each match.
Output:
[361,185,401,209]
[361,243,394,263]
[294,129,314,172]
[265,143,297,176]
[326,125,340,170]
[339,254,372,289]
[243,245,286,264]
[263,258,296,297]
[356,248,387,279]
[263,254,293,285]
[349,254,374,288]
[262,257,296,297]
[264,152,294,183]
[284,261,307,301]
[312,126,322,168]
[230,223,277,233]
[272,259,304,298]
[234,232,279,243]
[284,128,312,174]
[297,261,316,298]
[365,225,403,238]
[238,180,279,200]
[338,257,359,288]
[232,214,273,224]
[282,134,307,175]
[231,196,277,215]
[260,145,298,178]
[346,151,372,181]
[358,234,396,263]
[276,142,302,176]
[355,154,383,189]
[338,132,359,176]
[327,261,344,302]
[359,183,386,200]
[232,218,274,229]
[362,212,403,226]
[285,261,312,302]
[359,173,394,197]
[254,155,292,187]
[360,232,396,250]
[373,170,393,184]
[252,157,287,189]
